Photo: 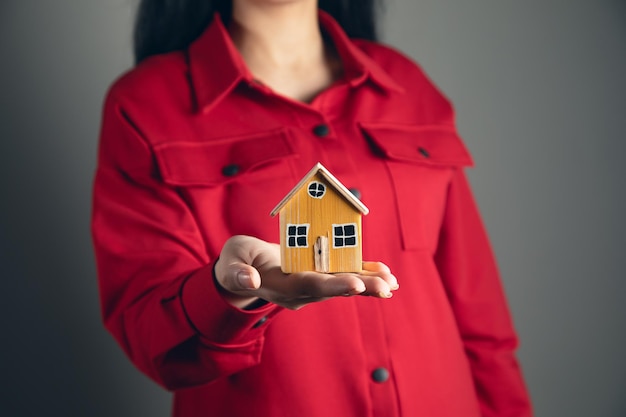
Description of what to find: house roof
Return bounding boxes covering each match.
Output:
[270,163,370,217]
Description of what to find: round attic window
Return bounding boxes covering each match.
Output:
[308,181,326,199]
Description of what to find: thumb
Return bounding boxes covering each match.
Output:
[219,262,262,293]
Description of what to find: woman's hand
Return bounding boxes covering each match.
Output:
[214,235,399,310]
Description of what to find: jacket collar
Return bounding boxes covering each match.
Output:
[188,11,403,113]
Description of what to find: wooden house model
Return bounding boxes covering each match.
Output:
[270,163,369,273]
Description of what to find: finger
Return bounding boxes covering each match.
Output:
[353,274,394,298]
[362,261,391,274]
[358,270,398,291]
[217,235,280,292]
[218,262,262,292]
[362,261,398,290]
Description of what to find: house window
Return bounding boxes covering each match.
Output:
[332,223,358,248]
[307,181,326,199]
[286,224,310,248]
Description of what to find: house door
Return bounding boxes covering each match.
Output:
[314,236,329,273]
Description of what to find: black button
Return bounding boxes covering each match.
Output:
[222,164,240,177]
[418,147,430,158]
[252,316,268,329]
[371,367,389,383]
[312,124,330,137]
[348,188,362,199]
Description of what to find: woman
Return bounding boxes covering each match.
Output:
[93,0,532,416]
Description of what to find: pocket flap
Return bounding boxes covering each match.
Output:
[359,123,473,167]
[153,129,296,186]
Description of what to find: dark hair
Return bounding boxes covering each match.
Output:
[133,0,380,64]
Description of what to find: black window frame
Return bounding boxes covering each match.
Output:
[286,223,310,248]
[332,223,358,248]
[307,181,326,199]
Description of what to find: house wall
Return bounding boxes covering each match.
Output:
[279,174,362,273]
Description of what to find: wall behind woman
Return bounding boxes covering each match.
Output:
[0,1,624,416]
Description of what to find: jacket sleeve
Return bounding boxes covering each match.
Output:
[92,91,282,390]
[434,168,533,417]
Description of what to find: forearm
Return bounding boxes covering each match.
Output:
[97,250,281,389]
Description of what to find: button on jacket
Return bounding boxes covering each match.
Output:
[92,11,532,417]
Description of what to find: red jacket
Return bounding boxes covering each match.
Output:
[93,11,532,417]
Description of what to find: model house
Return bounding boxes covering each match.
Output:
[270,163,369,273]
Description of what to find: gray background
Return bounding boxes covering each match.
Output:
[0,0,624,416]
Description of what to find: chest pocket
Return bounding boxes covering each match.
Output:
[153,128,295,186]
[359,123,473,251]
[153,128,298,243]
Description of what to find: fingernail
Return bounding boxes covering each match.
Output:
[350,284,366,295]
[237,271,253,289]
[378,291,393,299]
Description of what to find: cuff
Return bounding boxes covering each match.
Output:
[180,259,283,345]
